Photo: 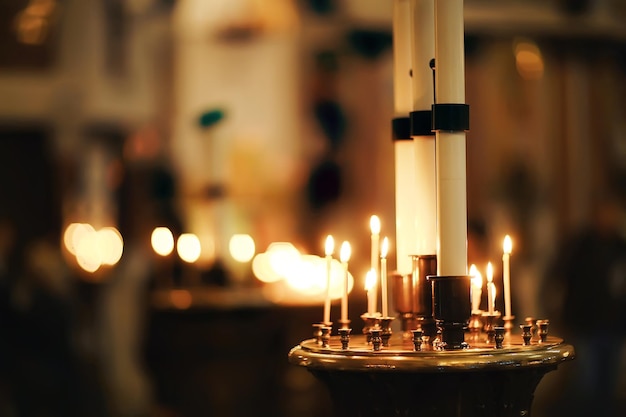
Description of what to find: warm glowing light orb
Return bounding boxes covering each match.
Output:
[229,234,256,263]
[151,227,175,256]
[97,227,124,265]
[267,242,301,278]
[177,233,201,263]
[252,253,282,283]
[64,223,95,256]
[75,230,102,273]
[285,254,324,293]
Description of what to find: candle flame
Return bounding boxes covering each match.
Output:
[325,235,334,256]
[370,215,381,235]
[365,269,377,291]
[340,241,351,263]
[503,235,512,254]
[469,264,483,287]
[380,237,389,258]
[486,262,494,283]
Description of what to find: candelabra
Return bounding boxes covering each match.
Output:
[289,271,574,417]
[289,0,574,415]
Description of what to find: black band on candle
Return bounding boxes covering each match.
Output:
[391,117,411,141]
[432,104,470,132]
[410,110,434,137]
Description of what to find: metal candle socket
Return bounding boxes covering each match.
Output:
[537,319,550,343]
[380,317,395,347]
[412,329,423,351]
[391,272,415,338]
[413,255,438,340]
[494,326,505,349]
[321,326,332,348]
[428,275,471,350]
[338,328,351,350]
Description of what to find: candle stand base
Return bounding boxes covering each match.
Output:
[289,334,574,417]
[503,315,515,342]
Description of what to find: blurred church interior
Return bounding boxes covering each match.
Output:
[1,0,626,416]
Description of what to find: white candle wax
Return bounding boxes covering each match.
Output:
[393,0,413,114]
[434,0,468,276]
[340,241,351,322]
[394,141,419,274]
[323,235,334,324]
[486,262,495,314]
[393,0,418,274]
[410,0,435,111]
[365,269,377,315]
[370,215,380,313]
[381,237,389,317]
[503,235,513,318]
[411,0,437,256]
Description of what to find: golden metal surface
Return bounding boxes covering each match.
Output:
[289,334,575,372]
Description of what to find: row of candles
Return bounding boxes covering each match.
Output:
[322,215,388,325]
[322,215,515,325]
[470,235,513,318]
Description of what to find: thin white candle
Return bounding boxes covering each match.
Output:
[411,0,437,256]
[486,262,495,314]
[469,264,482,314]
[370,215,380,312]
[365,269,377,315]
[380,237,389,317]
[340,241,351,322]
[323,235,334,324]
[503,235,513,318]
[434,0,468,276]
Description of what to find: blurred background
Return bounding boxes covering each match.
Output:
[1,0,626,416]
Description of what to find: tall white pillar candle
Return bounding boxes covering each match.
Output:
[411,0,437,256]
[434,0,468,276]
[393,0,418,274]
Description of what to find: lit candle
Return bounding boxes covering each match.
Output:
[340,241,351,322]
[502,235,513,318]
[323,235,334,324]
[370,215,380,313]
[380,237,389,317]
[469,264,482,314]
[365,269,377,315]
[486,262,495,314]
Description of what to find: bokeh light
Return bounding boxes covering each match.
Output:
[151,227,175,256]
[229,234,256,263]
[177,233,202,263]
[97,227,123,265]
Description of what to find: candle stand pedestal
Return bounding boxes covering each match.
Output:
[289,334,574,417]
